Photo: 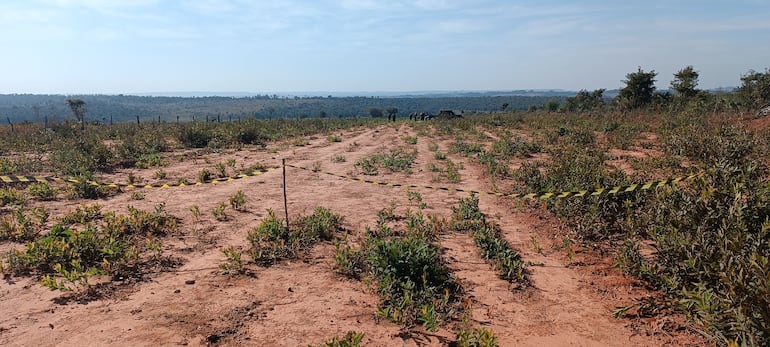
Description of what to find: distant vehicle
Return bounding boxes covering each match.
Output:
[435,110,464,119]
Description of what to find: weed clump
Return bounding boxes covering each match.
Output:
[4,204,178,292]
[248,207,343,266]
[334,204,463,330]
[355,146,417,175]
[451,195,528,286]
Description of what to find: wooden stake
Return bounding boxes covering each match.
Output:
[283,158,290,231]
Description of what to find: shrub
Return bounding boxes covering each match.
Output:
[0,187,27,206]
[248,207,343,265]
[367,235,462,328]
[51,140,114,176]
[456,327,498,347]
[355,146,417,175]
[229,191,247,211]
[67,175,112,200]
[5,205,177,292]
[177,126,212,148]
[0,207,47,242]
[27,182,56,201]
[621,161,770,346]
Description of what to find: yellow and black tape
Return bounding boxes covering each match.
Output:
[286,164,703,200]
[0,167,277,189]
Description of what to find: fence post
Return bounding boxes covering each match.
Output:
[282,158,290,231]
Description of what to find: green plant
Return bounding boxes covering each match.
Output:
[219,246,244,275]
[212,202,229,221]
[293,137,310,146]
[229,190,247,211]
[368,235,462,327]
[189,205,201,221]
[456,327,498,347]
[452,195,528,286]
[6,206,177,293]
[333,239,367,279]
[407,190,426,210]
[154,168,167,180]
[330,155,346,163]
[530,236,542,254]
[131,191,145,200]
[327,134,342,142]
[27,182,56,201]
[59,204,103,226]
[0,207,46,242]
[355,146,417,175]
[313,331,364,347]
[248,207,343,265]
[0,187,27,206]
[403,136,418,145]
[198,169,213,183]
[67,175,111,200]
[215,162,228,178]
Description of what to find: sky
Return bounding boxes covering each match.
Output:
[1,0,769,95]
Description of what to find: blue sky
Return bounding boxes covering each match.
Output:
[1,0,769,94]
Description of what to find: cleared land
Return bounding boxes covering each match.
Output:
[2,115,761,346]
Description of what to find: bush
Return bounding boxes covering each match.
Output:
[368,235,462,327]
[621,161,770,346]
[177,126,212,148]
[355,146,417,175]
[0,207,47,242]
[456,327,498,347]
[27,182,57,201]
[248,207,343,265]
[5,205,177,292]
[0,187,26,206]
[515,145,640,240]
[51,140,114,176]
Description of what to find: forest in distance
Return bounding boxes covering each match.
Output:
[0,93,571,124]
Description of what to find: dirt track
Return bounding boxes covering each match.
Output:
[0,123,704,346]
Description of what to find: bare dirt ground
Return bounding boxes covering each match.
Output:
[1,123,706,346]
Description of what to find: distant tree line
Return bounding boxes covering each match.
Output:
[3,67,769,125]
[0,94,563,124]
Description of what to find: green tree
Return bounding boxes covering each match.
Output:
[67,98,87,130]
[368,107,384,118]
[618,67,657,109]
[501,102,509,111]
[565,89,605,112]
[545,98,561,112]
[671,66,700,98]
[737,69,770,108]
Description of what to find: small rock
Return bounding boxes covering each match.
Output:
[174,289,181,294]
[185,280,196,285]
[288,287,293,292]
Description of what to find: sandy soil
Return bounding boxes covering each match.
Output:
[0,123,706,346]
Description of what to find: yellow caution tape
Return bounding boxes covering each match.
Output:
[286,164,703,200]
[0,167,276,189]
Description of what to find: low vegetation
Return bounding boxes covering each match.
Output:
[3,204,178,293]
